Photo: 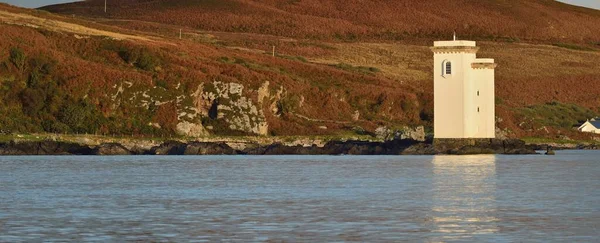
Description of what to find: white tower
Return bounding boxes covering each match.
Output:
[431,39,497,138]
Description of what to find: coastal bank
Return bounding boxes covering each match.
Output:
[0,137,544,155]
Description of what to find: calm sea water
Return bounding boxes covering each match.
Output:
[0,151,599,242]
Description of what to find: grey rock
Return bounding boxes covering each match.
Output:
[151,141,187,155]
[184,142,237,155]
[0,140,92,155]
[93,143,133,155]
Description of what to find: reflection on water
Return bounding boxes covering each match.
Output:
[0,152,599,242]
[430,155,498,241]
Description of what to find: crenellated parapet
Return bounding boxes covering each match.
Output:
[430,46,480,54]
[471,63,498,69]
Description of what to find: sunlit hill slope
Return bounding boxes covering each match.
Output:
[0,1,597,142]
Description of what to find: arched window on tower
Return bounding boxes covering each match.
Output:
[441,60,452,78]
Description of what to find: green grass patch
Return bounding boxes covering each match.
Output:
[522,137,598,145]
[517,101,597,129]
[552,43,596,52]
[331,63,380,75]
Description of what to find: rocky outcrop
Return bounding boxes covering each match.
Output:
[184,142,238,155]
[375,126,426,142]
[0,140,92,155]
[92,143,133,155]
[176,121,208,138]
[242,139,435,155]
[198,81,268,135]
[433,138,537,155]
[529,143,599,151]
[0,138,538,156]
[577,144,599,150]
[151,140,187,155]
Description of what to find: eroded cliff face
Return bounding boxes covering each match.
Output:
[108,79,270,137]
[195,81,268,136]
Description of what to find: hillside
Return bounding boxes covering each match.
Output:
[42,0,600,44]
[0,3,424,138]
[0,2,599,143]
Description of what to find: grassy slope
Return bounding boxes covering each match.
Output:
[0,4,424,138]
[41,0,600,44]
[0,2,598,142]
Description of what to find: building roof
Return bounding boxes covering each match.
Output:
[589,120,600,128]
[580,120,600,129]
[434,40,476,47]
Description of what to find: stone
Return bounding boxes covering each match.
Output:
[0,140,92,155]
[151,141,187,155]
[375,126,426,142]
[257,81,270,105]
[176,121,208,137]
[184,142,238,155]
[352,110,360,121]
[433,138,537,155]
[92,143,133,155]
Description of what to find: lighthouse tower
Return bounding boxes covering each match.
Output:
[431,37,497,138]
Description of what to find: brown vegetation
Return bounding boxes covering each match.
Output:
[0,2,597,141]
[42,0,600,44]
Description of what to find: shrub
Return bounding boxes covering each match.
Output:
[42,119,71,133]
[19,88,46,116]
[9,47,26,73]
[495,97,505,105]
[155,79,169,89]
[118,47,140,64]
[118,47,160,71]
[29,54,56,75]
[58,100,101,134]
[136,51,159,71]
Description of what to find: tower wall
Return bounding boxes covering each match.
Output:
[470,67,495,138]
[431,41,495,139]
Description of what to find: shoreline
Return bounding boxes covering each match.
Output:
[1,134,597,156]
[0,138,549,156]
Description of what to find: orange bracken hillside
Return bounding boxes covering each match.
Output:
[0,2,597,142]
[0,4,425,138]
[42,0,600,44]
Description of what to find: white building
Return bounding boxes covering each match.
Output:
[578,119,600,134]
[431,39,497,138]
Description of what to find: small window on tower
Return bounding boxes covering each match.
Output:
[445,62,452,75]
[478,107,480,112]
[477,91,480,96]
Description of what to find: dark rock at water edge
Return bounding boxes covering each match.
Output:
[529,143,599,150]
[242,139,436,155]
[433,138,537,155]
[151,140,187,155]
[577,144,599,150]
[0,138,538,155]
[0,140,92,155]
[149,141,239,155]
[92,143,133,155]
[184,142,238,155]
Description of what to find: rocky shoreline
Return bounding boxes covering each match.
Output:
[0,138,542,156]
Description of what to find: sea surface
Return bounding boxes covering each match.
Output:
[0,151,599,242]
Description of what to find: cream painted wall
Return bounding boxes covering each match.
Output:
[579,122,600,133]
[432,41,496,138]
[470,68,495,138]
[434,52,465,138]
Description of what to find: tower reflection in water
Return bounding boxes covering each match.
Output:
[429,155,498,241]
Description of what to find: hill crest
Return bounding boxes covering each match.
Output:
[41,0,600,44]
